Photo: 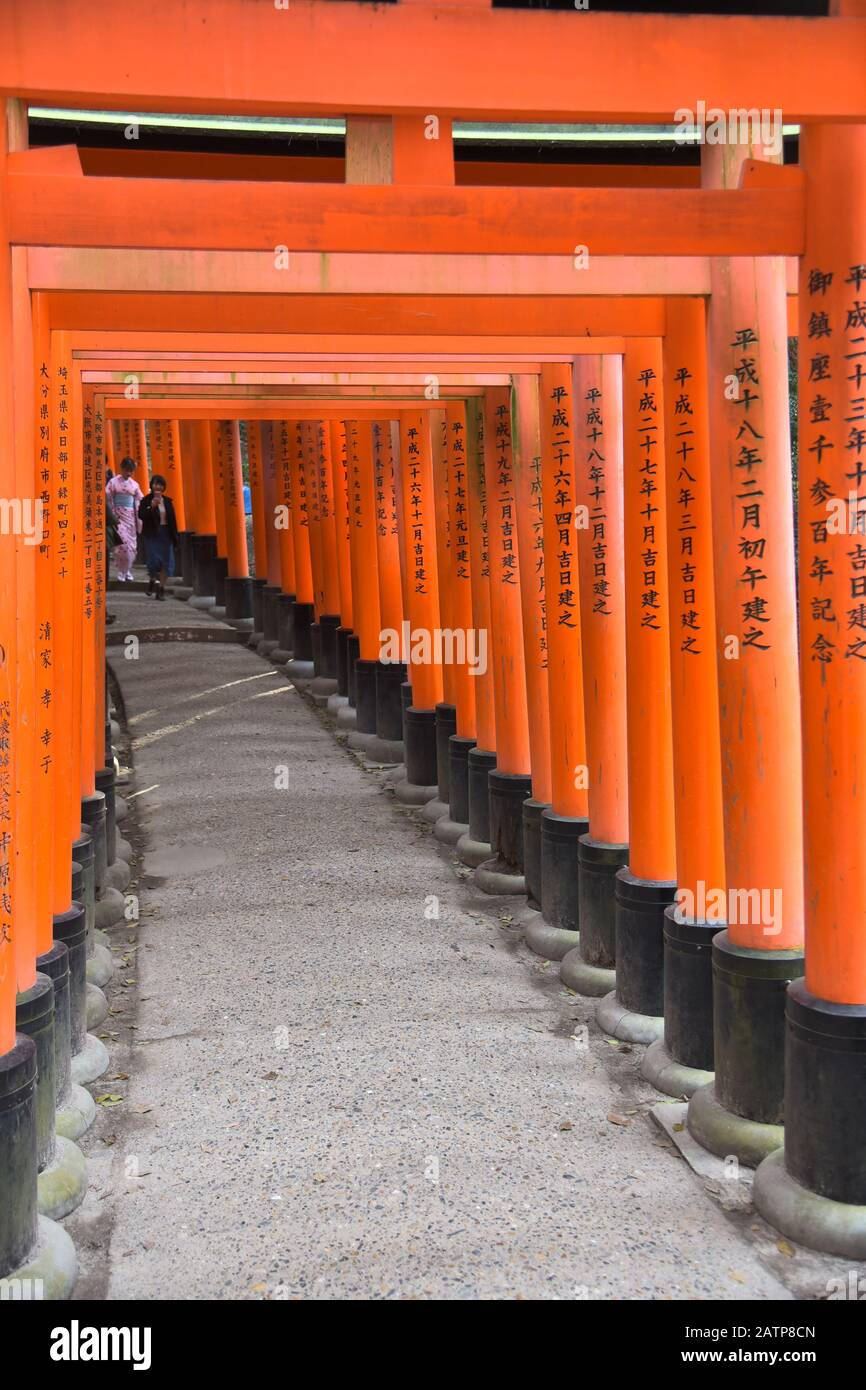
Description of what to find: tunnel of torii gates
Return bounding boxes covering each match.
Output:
[0,0,865,1296]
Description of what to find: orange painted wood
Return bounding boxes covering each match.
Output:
[345,419,381,664]
[397,411,443,710]
[2,2,863,123]
[798,123,866,1002]
[246,422,268,583]
[661,299,726,912]
[8,171,804,257]
[444,403,476,742]
[289,421,314,605]
[483,386,530,776]
[76,147,700,189]
[193,419,217,534]
[573,356,629,847]
[48,292,665,338]
[164,421,186,530]
[303,421,325,616]
[275,422,296,595]
[513,375,551,806]
[0,108,15,1047]
[220,420,249,580]
[464,398,496,754]
[705,144,804,952]
[538,363,587,819]
[622,340,676,882]
[209,422,228,558]
[372,419,403,635]
[329,421,353,629]
[431,411,457,708]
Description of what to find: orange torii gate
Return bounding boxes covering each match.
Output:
[1,0,866,1299]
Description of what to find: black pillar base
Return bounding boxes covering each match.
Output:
[347,635,361,706]
[475,769,531,895]
[376,661,406,742]
[317,615,340,679]
[94,766,116,867]
[80,792,107,897]
[448,736,474,825]
[270,592,296,664]
[249,576,268,645]
[16,976,55,1171]
[286,602,315,681]
[686,930,804,1167]
[560,836,628,997]
[434,704,457,804]
[613,870,678,1019]
[310,615,340,699]
[395,706,438,803]
[190,533,218,600]
[353,659,379,736]
[71,830,95,944]
[657,908,718,1080]
[336,627,352,697]
[36,943,71,1112]
[521,799,547,911]
[212,556,229,610]
[784,980,866,1204]
[596,871,677,1045]
[224,575,253,622]
[0,1036,38,1278]
[753,982,866,1259]
[456,747,496,866]
[52,897,87,1058]
[401,680,413,713]
[178,530,196,587]
[258,584,282,654]
[541,810,587,933]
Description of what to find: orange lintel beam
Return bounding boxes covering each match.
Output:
[45,293,668,338]
[0,3,864,122]
[77,147,701,189]
[106,400,460,421]
[8,171,804,257]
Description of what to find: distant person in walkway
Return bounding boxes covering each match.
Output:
[138,474,179,601]
[106,456,143,582]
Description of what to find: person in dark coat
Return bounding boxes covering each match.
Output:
[138,474,179,600]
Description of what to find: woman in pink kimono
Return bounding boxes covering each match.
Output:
[106,456,144,581]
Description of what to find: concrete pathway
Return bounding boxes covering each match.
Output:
[65,585,842,1300]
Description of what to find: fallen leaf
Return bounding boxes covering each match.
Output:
[777,1239,796,1258]
[111,1072,129,1081]
[607,1113,631,1127]
[96,1094,124,1107]
[262,1072,278,1081]
[558,1121,573,1132]
[729,1271,746,1284]
[131,1103,152,1115]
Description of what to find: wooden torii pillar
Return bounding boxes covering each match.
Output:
[755,117,866,1259]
